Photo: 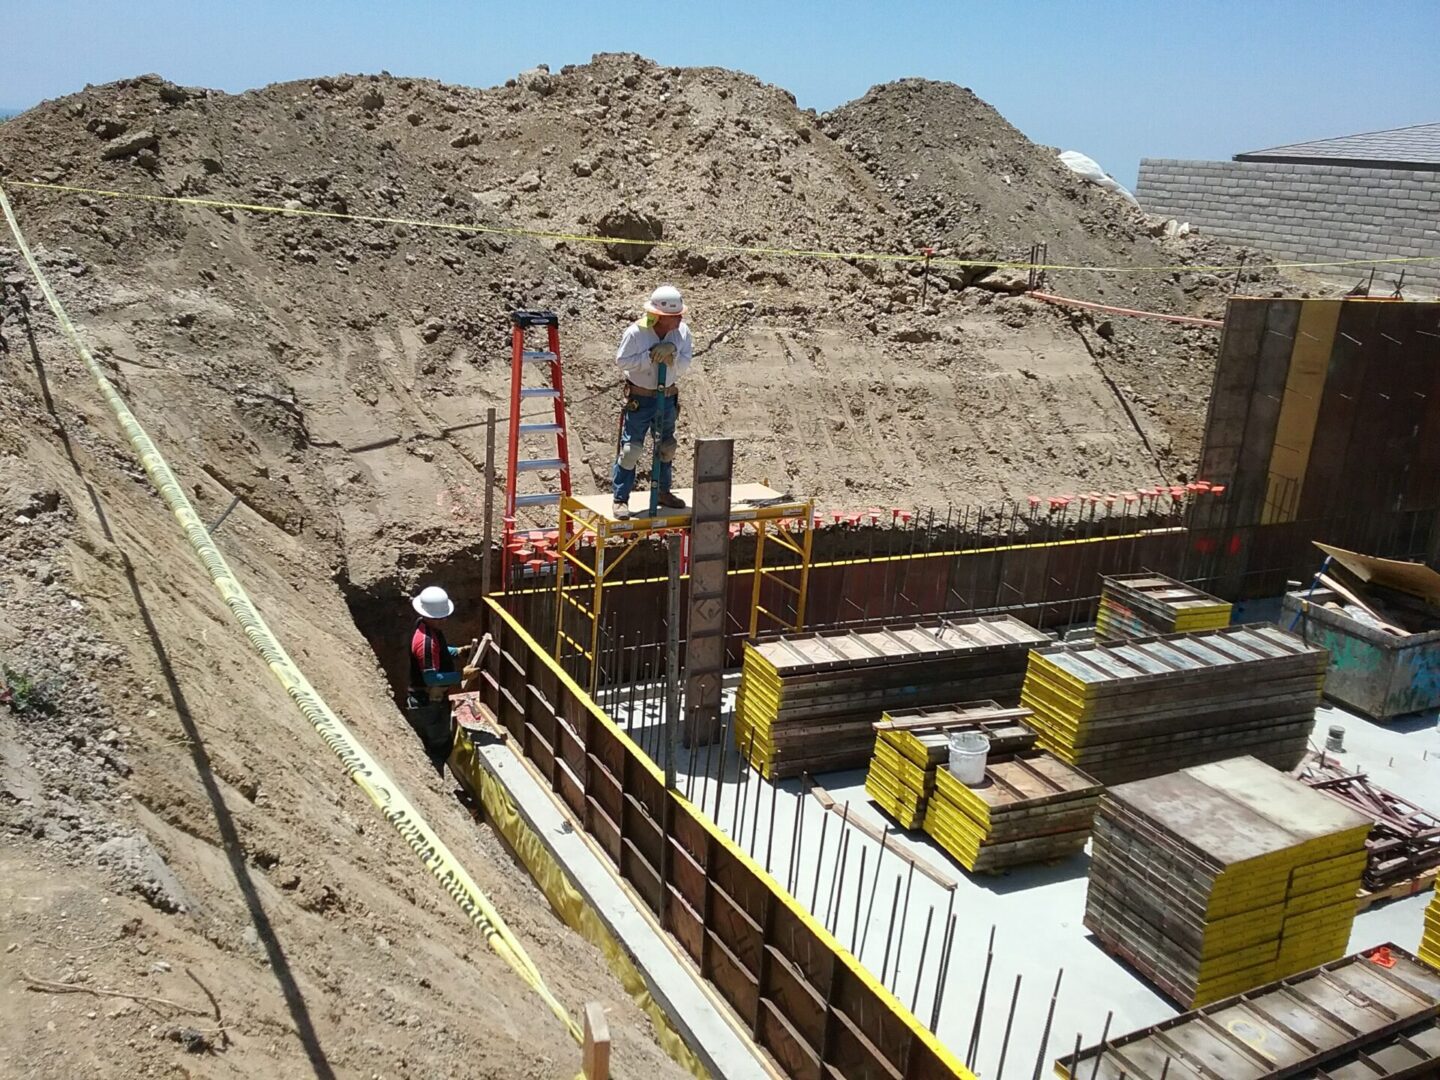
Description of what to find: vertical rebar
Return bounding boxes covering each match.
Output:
[785,782,805,895]
[849,848,868,954]
[763,777,779,875]
[710,711,730,823]
[809,811,830,909]
[879,876,902,986]
[825,829,852,934]
[1030,969,1064,1080]
[823,802,851,926]
[664,538,682,792]
[858,826,889,959]
[908,905,935,1014]
[1088,1012,1113,1080]
[928,912,957,1033]
[734,729,754,840]
[890,862,917,987]
[994,973,1022,1080]
[965,924,997,1069]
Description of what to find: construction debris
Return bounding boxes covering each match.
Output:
[735,616,1048,778]
[1022,624,1325,784]
[1086,756,1372,1008]
[922,751,1101,873]
[1095,572,1230,640]
[1058,943,1440,1079]
[864,702,1036,829]
[1293,750,1440,892]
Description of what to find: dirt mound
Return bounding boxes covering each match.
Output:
[0,58,1310,1073]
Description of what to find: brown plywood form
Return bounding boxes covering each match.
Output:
[1314,541,1440,606]
[1262,299,1340,524]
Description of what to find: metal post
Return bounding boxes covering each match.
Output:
[909,905,935,1014]
[995,974,1022,1079]
[966,925,997,1069]
[665,538,682,788]
[928,913,957,1033]
[482,406,497,598]
[1089,1012,1112,1080]
[1031,969,1064,1080]
[849,848,868,954]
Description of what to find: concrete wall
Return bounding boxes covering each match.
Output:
[1137,158,1440,290]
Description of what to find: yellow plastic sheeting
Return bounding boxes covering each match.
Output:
[451,730,711,1080]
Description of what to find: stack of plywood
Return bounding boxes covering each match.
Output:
[1423,877,1440,970]
[864,702,1036,829]
[1022,624,1326,785]
[1096,573,1232,641]
[1086,756,1372,1008]
[923,751,1101,873]
[735,615,1049,779]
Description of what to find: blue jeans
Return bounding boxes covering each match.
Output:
[612,393,678,503]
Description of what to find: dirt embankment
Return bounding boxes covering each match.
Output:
[0,54,1305,1077]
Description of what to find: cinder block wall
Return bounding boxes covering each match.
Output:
[1137,159,1440,289]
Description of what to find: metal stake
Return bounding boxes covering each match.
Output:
[1030,969,1064,1080]
[928,912,957,1033]
[1089,1012,1113,1080]
[879,877,902,986]
[965,924,997,1069]
[909,905,935,1014]
[995,973,1022,1079]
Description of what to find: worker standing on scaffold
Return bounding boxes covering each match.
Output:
[612,284,692,520]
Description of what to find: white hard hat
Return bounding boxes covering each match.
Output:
[412,585,455,620]
[644,284,685,316]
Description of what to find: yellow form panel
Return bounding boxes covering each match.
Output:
[1263,300,1342,523]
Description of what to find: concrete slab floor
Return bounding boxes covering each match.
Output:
[609,682,1440,1072]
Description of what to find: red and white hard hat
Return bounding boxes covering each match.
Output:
[643,284,685,316]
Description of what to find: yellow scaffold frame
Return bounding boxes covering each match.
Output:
[553,486,814,692]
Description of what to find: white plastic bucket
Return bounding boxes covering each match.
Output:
[948,731,990,786]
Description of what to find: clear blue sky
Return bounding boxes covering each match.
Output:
[4,1,1437,188]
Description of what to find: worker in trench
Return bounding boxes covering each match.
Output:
[612,284,692,520]
[405,585,476,773]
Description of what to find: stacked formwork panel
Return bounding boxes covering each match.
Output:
[1096,573,1231,641]
[1022,624,1326,784]
[923,752,1102,873]
[1087,756,1372,1008]
[735,616,1048,779]
[1424,877,1440,969]
[863,703,1036,829]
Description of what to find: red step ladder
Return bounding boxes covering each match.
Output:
[504,310,572,583]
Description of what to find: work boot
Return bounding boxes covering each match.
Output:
[656,490,687,510]
[612,497,630,521]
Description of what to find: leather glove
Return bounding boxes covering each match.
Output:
[649,341,677,365]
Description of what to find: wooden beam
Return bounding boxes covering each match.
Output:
[805,778,956,890]
[582,1002,611,1080]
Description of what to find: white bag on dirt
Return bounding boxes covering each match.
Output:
[1058,150,1139,205]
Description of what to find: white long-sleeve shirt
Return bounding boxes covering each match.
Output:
[614,321,693,390]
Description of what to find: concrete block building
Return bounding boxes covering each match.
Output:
[1137,123,1440,290]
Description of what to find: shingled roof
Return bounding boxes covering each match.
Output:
[1234,122,1440,170]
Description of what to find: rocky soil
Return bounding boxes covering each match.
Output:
[0,53,1314,1077]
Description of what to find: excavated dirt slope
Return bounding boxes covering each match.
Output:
[0,54,1301,1077]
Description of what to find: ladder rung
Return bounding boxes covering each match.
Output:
[520,387,561,399]
[522,350,558,363]
[519,423,564,435]
[516,458,567,473]
[514,493,562,508]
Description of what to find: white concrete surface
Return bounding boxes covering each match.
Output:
[610,647,1440,1072]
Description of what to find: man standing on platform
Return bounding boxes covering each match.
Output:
[612,284,692,520]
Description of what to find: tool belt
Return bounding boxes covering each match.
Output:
[624,382,679,399]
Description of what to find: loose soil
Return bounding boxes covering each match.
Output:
[0,53,1319,1077]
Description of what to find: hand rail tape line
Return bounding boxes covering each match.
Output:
[6,177,1439,277]
[0,180,583,1045]
[484,596,978,1080]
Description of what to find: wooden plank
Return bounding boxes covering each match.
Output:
[582,1002,610,1080]
[1263,299,1341,523]
[808,778,956,889]
[758,999,823,1080]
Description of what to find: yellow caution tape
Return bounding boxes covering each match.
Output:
[6,176,1439,276]
[0,181,582,1044]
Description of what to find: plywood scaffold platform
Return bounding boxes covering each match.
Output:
[554,484,814,691]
